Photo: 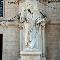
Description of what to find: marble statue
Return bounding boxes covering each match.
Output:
[19,0,46,51]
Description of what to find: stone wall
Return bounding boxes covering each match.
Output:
[2,0,60,21]
[45,2,60,20]
[46,23,60,60]
[1,0,60,60]
[5,0,19,19]
[2,26,20,60]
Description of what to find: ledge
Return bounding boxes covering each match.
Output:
[20,51,42,56]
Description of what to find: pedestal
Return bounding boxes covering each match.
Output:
[18,51,42,60]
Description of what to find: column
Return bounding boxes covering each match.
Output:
[40,19,47,60]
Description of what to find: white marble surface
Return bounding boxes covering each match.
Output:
[20,51,42,55]
[19,0,45,52]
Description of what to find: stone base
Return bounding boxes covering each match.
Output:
[18,56,46,60]
[18,51,43,60]
[21,55,40,60]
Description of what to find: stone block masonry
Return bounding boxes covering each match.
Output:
[2,26,20,60]
[46,23,60,60]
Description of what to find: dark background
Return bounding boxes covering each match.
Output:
[0,0,3,17]
[0,34,3,60]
